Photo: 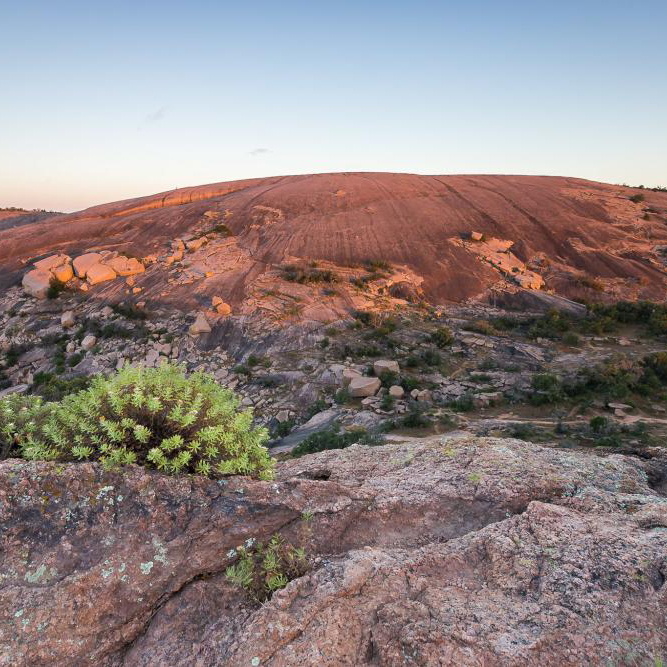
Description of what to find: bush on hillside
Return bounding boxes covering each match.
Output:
[20,364,273,479]
[430,326,454,348]
[0,394,53,460]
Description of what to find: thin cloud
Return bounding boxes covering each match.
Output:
[249,148,270,156]
[139,107,167,128]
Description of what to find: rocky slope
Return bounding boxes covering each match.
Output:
[1,434,665,666]
[2,174,667,319]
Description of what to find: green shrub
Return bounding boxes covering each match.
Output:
[629,193,645,203]
[421,348,442,367]
[467,320,498,336]
[0,394,53,460]
[589,415,608,434]
[21,364,273,479]
[291,425,383,457]
[272,419,295,438]
[111,303,147,320]
[67,352,84,367]
[527,310,571,340]
[377,369,398,388]
[334,387,351,404]
[401,403,431,428]
[381,394,395,411]
[449,392,474,412]
[4,343,29,368]
[247,354,271,368]
[562,332,580,346]
[46,277,68,299]
[281,265,338,284]
[225,534,309,603]
[530,373,563,405]
[509,423,537,441]
[430,327,454,348]
[304,399,328,419]
[31,372,91,401]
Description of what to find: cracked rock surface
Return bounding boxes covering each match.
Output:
[1,435,666,666]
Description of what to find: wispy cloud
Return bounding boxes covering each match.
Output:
[139,107,167,128]
[249,147,270,156]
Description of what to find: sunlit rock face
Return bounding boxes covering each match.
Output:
[0,173,665,316]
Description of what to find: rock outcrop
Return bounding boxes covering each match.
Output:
[3,173,667,308]
[1,435,665,666]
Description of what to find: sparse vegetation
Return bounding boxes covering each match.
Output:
[281,265,338,284]
[46,277,68,300]
[111,303,147,320]
[225,534,309,603]
[291,425,383,457]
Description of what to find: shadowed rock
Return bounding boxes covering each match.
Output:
[1,435,665,666]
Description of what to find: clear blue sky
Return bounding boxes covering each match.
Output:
[1,0,666,212]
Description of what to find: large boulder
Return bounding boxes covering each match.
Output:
[514,270,544,290]
[86,262,117,285]
[348,376,381,397]
[189,312,211,335]
[341,368,362,387]
[0,437,665,666]
[52,263,73,283]
[61,310,76,328]
[33,254,70,272]
[22,269,52,298]
[72,253,103,278]
[373,359,400,376]
[105,256,145,277]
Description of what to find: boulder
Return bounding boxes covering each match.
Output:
[189,312,211,335]
[373,359,400,376]
[1,436,665,666]
[81,334,97,351]
[105,256,145,277]
[341,368,362,386]
[86,263,117,285]
[349,376,381,397]
[389,384,405,398]
[185,237,207,250]
[215,301,232,316]
[52,263,73,283]
[514,270,544,290]
[22,269,52,298]
[470,230,484,241]
[415,388,432,402]
[72,253,103,278]
[60,310,76,328]
[33,254,70,271]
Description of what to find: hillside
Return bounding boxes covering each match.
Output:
[2,173,667,317]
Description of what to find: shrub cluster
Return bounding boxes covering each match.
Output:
[529,352,667,406]
[291,425,383,457]
[281,265,338,284]
[1,364,273,479]
[491,302,667,341]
